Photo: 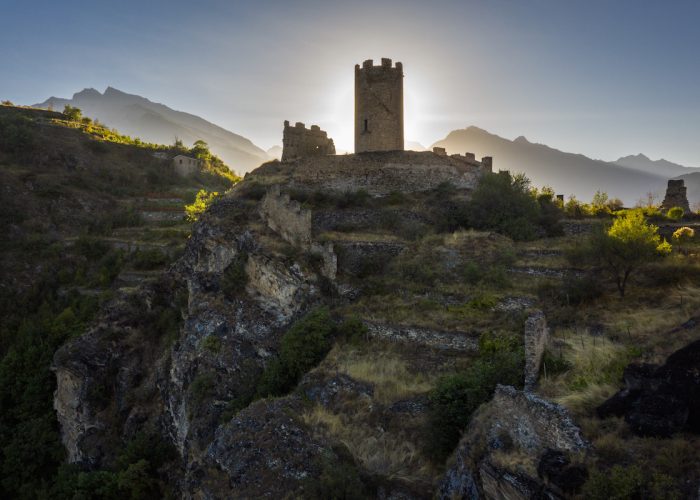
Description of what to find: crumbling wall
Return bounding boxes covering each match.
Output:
[258,186,337,279]
[661,179,691,213]
[282,121,335,161]
[523,310,549,391]
[259,185,312,246]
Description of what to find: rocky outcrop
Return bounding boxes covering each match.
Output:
[193,397,335,498]
[335,240,406,276]
[597,338,700,436]
[52,279,180,467]
[439,385,588,499]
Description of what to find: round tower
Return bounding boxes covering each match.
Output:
[354,58,404,153]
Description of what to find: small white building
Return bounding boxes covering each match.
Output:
[173,155,201,177]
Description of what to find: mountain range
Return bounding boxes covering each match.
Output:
[34,88,699,206]
[431,127,699,206]
[34,87,270,173]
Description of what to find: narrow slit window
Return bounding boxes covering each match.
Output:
[363,119,368,132]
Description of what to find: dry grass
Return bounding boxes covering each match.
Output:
[319,231,400,242]
[538,333,634,416]
[331,348,436,404]
[302,404,435,483]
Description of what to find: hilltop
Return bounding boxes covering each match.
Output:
[34,87,270,173]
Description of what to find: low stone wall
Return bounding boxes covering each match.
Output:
[490,385,589,454]
[364,321,479,351]
[523,310,549,391]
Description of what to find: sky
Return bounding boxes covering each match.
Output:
[2,0,700,165]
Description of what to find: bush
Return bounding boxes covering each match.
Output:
[463,171,555,241]
[256,308,336,398]
[185,189,220,222]
[426,336,524,461]
[304,447,370,500]
[62,105,82,121]
[667,206,684,221]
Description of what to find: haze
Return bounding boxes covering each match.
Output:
[2,0,699,165]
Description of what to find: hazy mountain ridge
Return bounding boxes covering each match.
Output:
[614,153,700,178]
[431,126,686,205]
[35,87,270,173]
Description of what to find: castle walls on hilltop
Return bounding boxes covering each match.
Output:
[355,58,404,153]
[282,121,336,161]
[252,150,492,197]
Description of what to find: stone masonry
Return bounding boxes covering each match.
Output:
[281,121,335,161]
[355,58,404,153]
[258,185,337,279]
[523,310,549,391]
[660,179,691,213]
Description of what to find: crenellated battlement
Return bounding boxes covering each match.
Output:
[355,58,403,72]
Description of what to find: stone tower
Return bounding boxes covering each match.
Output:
[355,58,404,153]
[660,179,691,213]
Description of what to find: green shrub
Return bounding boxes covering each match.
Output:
[540,349,572,376]
[189,372,216,406]
[666,206,684,221]
[256,308,335,397]
[426,340,524,461]
[337,189,371,208]
[464,172,542,240]
[221,253,248,298]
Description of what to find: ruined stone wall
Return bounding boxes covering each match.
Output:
[355,58,403,153]
[258,186,337,279]
[661,179,691,213]
[259,185,312,246]
[251,151,491,197]
[281,121,335,161]
[524,310,549,391]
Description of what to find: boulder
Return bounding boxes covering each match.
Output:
[597,338,700,436]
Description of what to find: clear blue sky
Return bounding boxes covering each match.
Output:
[2,0,699,164]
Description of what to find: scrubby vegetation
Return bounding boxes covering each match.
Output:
[426,333,524,461]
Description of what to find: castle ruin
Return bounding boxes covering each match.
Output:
[281,121,335,161]
[660,179,691,213]
[355,58,404,153]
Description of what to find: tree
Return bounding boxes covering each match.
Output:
[464,171,543,240]
[62,105,82,121]
[191,140,211,161]
[577,210,671,297]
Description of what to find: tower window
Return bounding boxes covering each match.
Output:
[363,119,368,132]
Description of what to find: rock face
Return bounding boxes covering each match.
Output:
[597,338,700,436]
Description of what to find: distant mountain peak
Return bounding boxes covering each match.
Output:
[514,135,529,144]
[73,88,102,99]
